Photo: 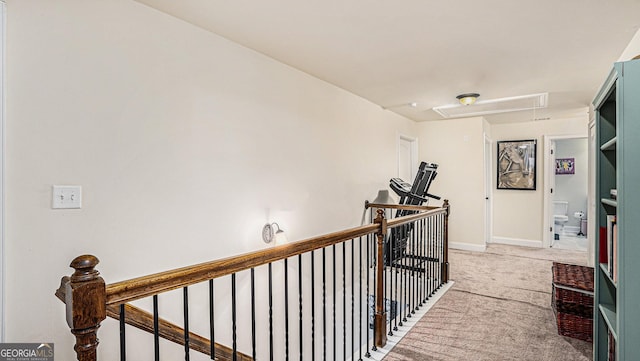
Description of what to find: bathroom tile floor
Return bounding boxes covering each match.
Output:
[552,234,588,252]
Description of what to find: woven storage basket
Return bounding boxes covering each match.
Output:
[551,262,594,342]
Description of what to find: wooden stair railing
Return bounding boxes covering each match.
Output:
[56,201,450,361]
[55,277,251,361]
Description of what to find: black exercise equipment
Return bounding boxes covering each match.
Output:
[385,162,441,270]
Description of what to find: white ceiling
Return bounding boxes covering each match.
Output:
[135,0,640,123]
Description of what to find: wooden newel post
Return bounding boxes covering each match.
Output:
[63,255,106,361]
[374,209,387,348]
[442,200,450,283]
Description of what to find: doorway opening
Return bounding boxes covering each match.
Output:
[543,135,588,251]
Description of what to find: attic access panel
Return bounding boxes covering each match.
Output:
[433,93,548,118]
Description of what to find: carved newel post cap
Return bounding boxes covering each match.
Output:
[443,199,450,215]
[70,255,100,282]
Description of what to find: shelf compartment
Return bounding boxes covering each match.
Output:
[600,137,617,151]
[599,304,618,340]
[601,198,618,207]
[599,263,617,287]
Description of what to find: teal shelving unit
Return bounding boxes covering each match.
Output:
[593,58,640,360]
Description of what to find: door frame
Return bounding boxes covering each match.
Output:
[483,134,493,245]
[542,134,587,248]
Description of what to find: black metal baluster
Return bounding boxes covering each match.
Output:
[437,215,441,290]
[411,222,419,314]
[322,248,327,361]
[285,258,290,361]
[322,248,327,360]
[438,213,445,285]
[420,218,429,304]
[311,250,316,361]
[412,221,418,312]
[333,244,337,359]
[433,215,437,294]
[209,280,215,360]
[343,241,346,361]
[184,287,190,361]
[269,263,274,361]
[365,233,371,358]
[393,229,399,331]
[427,218,435,299]
[388,231,394,337]
[251,269,256,360]
[299,254,303,361]
[153,296,159,361]
[435,214,440,290]
[417,218,423,307]
[351,238,355,359]
[371,234,377,352]
[120,304,126,361]
[358,236,363,361]
[232,274,237,361]
[402,234,407,324]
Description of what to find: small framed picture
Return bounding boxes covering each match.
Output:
[555,158,575,175]
[497,139,537,190]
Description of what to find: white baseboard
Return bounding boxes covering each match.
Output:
[491,236,542,248]
[449,242,486,252]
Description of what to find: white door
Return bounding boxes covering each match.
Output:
[398,136,416,182]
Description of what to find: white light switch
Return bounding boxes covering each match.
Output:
[52,185,82,209]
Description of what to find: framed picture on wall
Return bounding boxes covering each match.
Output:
[497,139,537,190]
[555,158,575,174]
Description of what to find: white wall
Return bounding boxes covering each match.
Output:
[417,117,486,251]
[491,116,588,246]
[554,138,588,229]
[4,0,418,359]
[619,28,640,61]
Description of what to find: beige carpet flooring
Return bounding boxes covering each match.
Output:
[383,244,593,361]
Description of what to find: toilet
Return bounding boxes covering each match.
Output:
[553,201,569,240]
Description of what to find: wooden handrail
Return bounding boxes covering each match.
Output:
[364,201,440,211]
[387,207,447,228]
[106,208,446,305]
[106,223,378,305]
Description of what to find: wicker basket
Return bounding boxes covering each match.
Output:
[553,310,594,342]
[551,262,594,342]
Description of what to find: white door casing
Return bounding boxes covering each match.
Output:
[484,134,493,245]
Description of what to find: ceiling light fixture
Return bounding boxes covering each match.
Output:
[456,93,480,105]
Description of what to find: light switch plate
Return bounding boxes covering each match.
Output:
[52,185,82,209]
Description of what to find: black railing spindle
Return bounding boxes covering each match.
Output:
[231,274,237,361]
[343,241,346,361]
[209,280,215,360]
[119,304,126,361]
[269,263,274,361]
[299,254,303,361]
[365,233,371,357]
[183,287,190,361]
[332,244,337,360]
[285,258,290,361]
[311,250,316,361]
[322,248,327,361]
[251,269,256,360]
[153,295,159,361]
